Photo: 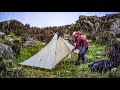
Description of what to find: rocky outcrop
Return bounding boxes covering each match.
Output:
[23,38,41,47]
[109,42,120,61]
[0,12,120,44]
[0,19,24,30]
[110,19,120,37]
[0,57,6,72]
[0,43,15,60]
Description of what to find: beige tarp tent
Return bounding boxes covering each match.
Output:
[20,32,79,69]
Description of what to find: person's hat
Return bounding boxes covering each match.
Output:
[72,31,77,36]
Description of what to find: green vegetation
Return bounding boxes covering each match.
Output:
[12,40,111,78]
[3,31,22,42]
[86,41,107,63]
[15,43,44,64]
[1,13,120,78]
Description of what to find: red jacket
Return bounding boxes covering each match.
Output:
[73,32,89,50]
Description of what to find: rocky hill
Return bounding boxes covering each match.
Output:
[0,13,120,42]
[0,12,120,60]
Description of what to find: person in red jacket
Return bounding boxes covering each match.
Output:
[72,31,89,65]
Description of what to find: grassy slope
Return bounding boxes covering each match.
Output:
[14,40,110,78]
[1,31,111,78]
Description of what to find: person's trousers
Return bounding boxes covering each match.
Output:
[77,46,88,64]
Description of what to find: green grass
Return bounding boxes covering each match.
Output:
[0,31,117,78]
[86,41,108,63]
[15,43,44,64]
[12,40,112,78]
[2,31,22,42]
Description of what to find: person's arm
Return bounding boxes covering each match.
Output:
[72,39,80,52]
[72,43,77,52]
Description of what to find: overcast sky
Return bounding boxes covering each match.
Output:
[0,12,119,28]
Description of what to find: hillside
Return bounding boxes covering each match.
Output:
[0,12,120,78]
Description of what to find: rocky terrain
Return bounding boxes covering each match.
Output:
[0,12,120,78]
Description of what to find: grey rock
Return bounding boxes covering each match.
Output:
[0,43,15,60]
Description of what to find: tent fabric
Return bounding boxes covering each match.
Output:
[63,39,79,54]
[67,53,72,59]
[20,33,79,69]
[63,39,79,59]
[52,37,70,68]
[20,34,57,69]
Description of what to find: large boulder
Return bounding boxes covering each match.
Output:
[23,38,41,47]
[0,43,15,60]
[110,19,120,37]
[109,42,120,61]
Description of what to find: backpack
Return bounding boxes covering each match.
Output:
[88,60,120,73]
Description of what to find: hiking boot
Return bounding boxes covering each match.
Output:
[82,61,87,64]
[75,63,80,65]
